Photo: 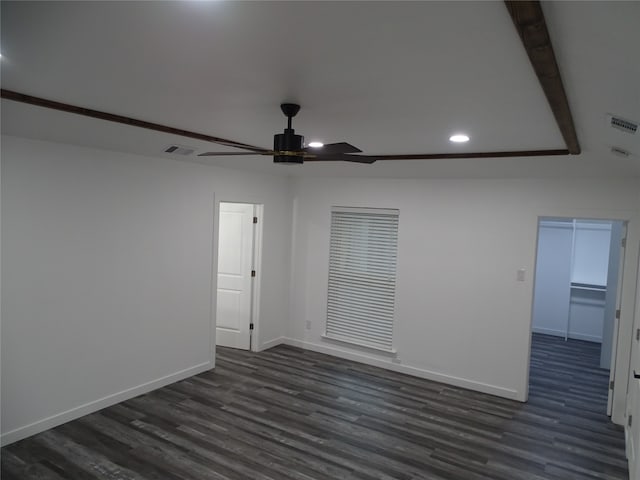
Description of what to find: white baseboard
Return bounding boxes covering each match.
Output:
[532,327,602,343]
[256,336,285,352]
[1,361,212,447]
[281,337,520,401]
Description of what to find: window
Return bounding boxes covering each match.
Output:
[325,207,399,352]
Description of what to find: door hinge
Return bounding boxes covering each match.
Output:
[636,328,640,341]
[621,237,626,248]
[249,323,254,330]
[628,414,633,427]
[610,380,615,390]
[251,270,256,277]
[253,216,258,224]
[615,309,620,319]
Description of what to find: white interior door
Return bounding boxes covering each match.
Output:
[216,203,254,350]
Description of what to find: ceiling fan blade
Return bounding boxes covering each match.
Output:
[305,153,377,164]
[304,142,362,155]
[343,156,377,164]
[198,151,272,157]
[344,155,377,165]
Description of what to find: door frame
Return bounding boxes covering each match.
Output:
[250,204,264,352]
[626,239,640,474]
[607,221,627,415]
[211,201,264,360]
[524,211,639,426]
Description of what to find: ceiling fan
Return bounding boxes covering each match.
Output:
[199,103,377,164]
[198,102,573,165]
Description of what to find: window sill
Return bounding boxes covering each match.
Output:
[321,334,397,355]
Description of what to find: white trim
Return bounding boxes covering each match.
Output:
[282,337,520,401]
[209,192,217,367]
[250,204,264,352]
[211,195,221,366]
[1,361,212,447]
[256,336,285,352]
[625,422,633,461]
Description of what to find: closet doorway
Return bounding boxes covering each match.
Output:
[530,217,626,416]
[215,202,263,351]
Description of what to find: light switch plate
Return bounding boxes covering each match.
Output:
[517,269,526,281]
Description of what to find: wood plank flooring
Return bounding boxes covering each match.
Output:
[2,333,628,479]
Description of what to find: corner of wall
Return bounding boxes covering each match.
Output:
[1,361,212,447]
[284,176,298,340]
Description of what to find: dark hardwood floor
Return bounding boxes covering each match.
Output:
[2,334,628,479]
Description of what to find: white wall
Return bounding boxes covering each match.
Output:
[1,135,291,445]
[531,221,573,338]
[286,176,640,420]
[572,221,612,287]
[3,136,639,446]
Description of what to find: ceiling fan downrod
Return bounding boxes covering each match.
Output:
[273,103,304,164]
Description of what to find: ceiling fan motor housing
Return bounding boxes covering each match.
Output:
[273,128,304,164]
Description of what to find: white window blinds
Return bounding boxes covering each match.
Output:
[325,207,399,352]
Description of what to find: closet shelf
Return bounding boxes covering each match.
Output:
[570,283,607,292]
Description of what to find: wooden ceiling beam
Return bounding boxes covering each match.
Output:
[0,89,269,153]
[358,149,570,161]
[505,1,580,154]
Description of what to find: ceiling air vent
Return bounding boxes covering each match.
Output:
[608,115,638,135]
[164,145,195,156]
[610,146,630,157]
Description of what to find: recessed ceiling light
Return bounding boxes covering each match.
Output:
[308,141,324,148]
[449,134,470,143]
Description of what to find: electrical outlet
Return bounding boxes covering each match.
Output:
[306,320,312,330]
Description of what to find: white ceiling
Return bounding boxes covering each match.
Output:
[1,1,639,178]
